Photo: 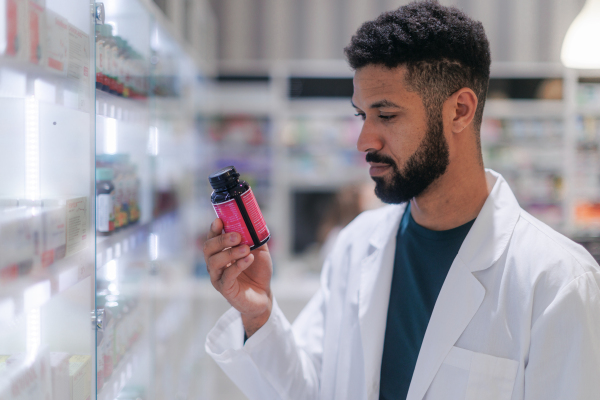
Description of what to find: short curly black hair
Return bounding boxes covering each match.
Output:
[344,0,491,135]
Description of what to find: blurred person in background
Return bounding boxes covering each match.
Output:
[203,1,600,399]
[317,183,384,264]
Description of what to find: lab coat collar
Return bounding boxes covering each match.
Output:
[359,169,521,400]
[366,169,519,263]
[367,203,407,250]
[456,169,521,272]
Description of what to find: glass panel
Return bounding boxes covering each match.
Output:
[94,0,152,398]
[95,2,205,399]
[0,0,96,399]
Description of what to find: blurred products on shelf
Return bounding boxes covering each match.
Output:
[96,154,141,232]
[200,116,272,207]
[0,350,91,400]
[282,117,365,179]
[579,82,600,106]
[0,198,87,283]
[96,279,144,392]
[95,24,148,99]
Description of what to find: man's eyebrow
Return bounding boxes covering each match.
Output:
[350,99,404,110]
[369,99,403,109]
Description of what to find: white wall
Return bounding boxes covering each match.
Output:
[209,0,586,66]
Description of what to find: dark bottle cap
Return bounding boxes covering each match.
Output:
[209,166,240,190]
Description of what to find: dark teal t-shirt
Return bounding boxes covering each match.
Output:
[379,205,475,400]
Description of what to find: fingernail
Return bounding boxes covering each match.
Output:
[237,246,248,256]
[229,233,239,243]
[210,221,214,231]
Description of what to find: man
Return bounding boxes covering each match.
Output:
[203,2,600,399]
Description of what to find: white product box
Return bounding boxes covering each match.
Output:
[24,0,45,65]
[2,351,52,400]
[41,206,66,267]
[65,197,88,257]
[68,355,91,400]
[50,352,70,400]
[45,9,67,73]
[0,207,35,280]
[0,0,26,57]
[66,23,90,111]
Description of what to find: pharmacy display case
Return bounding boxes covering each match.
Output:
[0,0,97,398]
[480,63,567,231]
[481,64,600,240]
[562,68,600,260]
[0,0,215,398]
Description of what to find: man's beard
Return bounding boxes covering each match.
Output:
[366,115,450,204]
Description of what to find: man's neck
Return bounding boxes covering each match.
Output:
[409,164,489,231]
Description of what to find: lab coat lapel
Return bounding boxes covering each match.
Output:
[358,204,406,400]
[406,170,522,400]
[405,259,485,400]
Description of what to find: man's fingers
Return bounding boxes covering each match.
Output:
[207,218,224,239]
[207,244,250,274]
[221,254,254,291]
[203,221,242,260]
[206,244,250,281]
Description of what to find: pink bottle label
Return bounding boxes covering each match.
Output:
[213,188,269,247]
[213,198,254,246]
[241,189,269,242]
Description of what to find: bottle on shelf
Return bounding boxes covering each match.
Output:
[95,25,107,91]
[103,25,118,95]
[97,154,141,230]
[96,167,116,236]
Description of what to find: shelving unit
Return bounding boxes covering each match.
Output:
[564,68,600,240]
[0,0,216,398]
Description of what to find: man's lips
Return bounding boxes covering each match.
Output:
[368,163,392,176]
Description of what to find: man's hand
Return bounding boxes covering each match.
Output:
[204,218,273,337]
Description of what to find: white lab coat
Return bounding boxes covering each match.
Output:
[205,170,600,400]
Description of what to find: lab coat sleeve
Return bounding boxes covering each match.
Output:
[524,270,600,399]
[205,263,330,400]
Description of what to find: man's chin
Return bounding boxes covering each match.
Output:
[372,179,412,205]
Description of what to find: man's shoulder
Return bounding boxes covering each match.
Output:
[507,209,600,296]
[514,210,598,271]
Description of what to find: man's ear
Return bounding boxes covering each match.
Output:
[448,88,478,134]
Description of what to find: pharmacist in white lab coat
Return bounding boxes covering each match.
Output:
[203,2,600,399]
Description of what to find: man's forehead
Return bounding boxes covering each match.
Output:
[353,65,409,93]
[352,65,412,107]
[354,64,406,81]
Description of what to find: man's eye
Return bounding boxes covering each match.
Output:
[354,113,366,121]
[379,115,395,121]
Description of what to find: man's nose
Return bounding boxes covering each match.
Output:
[357,118,383,153]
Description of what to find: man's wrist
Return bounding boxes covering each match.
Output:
[241,300,273,338]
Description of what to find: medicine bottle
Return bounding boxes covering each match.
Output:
[96,168,115,235]
[209,166,270,250]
